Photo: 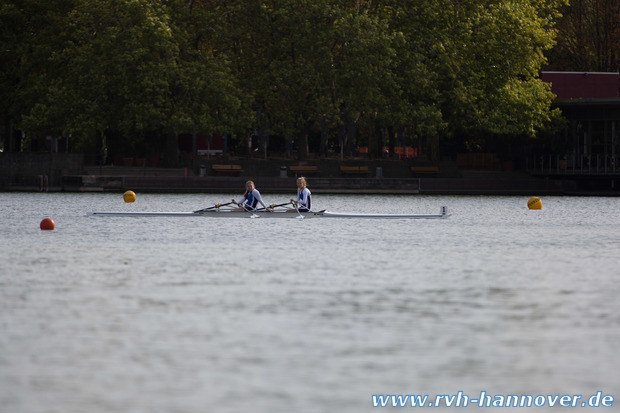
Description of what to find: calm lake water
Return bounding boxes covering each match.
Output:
[1,192,619,412]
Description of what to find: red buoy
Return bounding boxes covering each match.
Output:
[40,218,55,230]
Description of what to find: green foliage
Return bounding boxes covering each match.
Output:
[411,0,564,138]
[2,0,251,152]
[0,0,567,157]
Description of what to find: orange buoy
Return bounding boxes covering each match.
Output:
[40,218,55,230]
[527,197,542,210]
[123,190,137,203]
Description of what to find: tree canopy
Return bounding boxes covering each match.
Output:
[545,0,620,72]
[1,0,571,159]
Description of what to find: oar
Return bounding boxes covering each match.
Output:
[291,201,306,219]
[230,200,262,218]
[255,201,292,212]
[193,201,234,213]
[240,205,260,218]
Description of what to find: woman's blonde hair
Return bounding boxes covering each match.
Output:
[244,180,255,196]
[297,177,306,187]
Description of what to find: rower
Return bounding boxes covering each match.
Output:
[289,176,312,212]
[233,180,269,212]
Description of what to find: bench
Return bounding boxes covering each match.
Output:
[411,166,439,176]
[340,166,370,175]
[212,164,244,174]
[197,149,223,156]
[289,165,318,175]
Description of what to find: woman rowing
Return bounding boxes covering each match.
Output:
[233,180,269,211]
[289,176,312,212]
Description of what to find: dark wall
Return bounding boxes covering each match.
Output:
[0,153,84,189]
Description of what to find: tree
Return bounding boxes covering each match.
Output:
[377,1,446,159]
[217,0,414,159]
[429,0,563,139]
[0,0,80,151]
[546,0,620,72]
[331,7,403,157]
[1,0,569,160]
[218,0,338,159]
[4,0,251,160]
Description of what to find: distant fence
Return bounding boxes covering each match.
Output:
[527,154,618,175]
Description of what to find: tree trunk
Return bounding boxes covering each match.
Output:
[319,117,328,157]
[162,132,179,167]
[296,126,309,160]
[397,128,406,160]
[338,125,346,160]
[4,119,15,152]
[286,133,294,158]
[429,134,440,162]
[370,122,381,159]
[388,127,395,159]
[345,117,356,157]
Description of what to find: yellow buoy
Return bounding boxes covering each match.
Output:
[527,196,542,210]
[123,190,136,203]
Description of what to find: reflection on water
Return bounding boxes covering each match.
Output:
[1,193,619,412]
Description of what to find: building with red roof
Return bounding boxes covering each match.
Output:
[537,72,619,177]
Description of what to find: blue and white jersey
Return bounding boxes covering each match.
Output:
[295,187,312,211]
[237,189,267,210]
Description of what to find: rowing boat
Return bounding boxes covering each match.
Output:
[91,206,450,219]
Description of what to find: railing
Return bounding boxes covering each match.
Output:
[526,154,618,175]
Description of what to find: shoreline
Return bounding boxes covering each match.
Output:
[2,156,618,196]
[2,173,618,196]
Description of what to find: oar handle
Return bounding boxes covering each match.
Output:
[290,201,307,218]
[274,201,292,208]
[255,201,292,212]
[290,201,311,211]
